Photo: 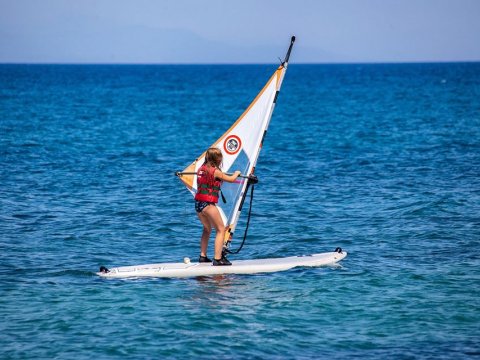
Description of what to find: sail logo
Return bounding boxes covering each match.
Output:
[224,135,242,155]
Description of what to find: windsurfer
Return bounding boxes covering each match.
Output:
[195,147,241,266]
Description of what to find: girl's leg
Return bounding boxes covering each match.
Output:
[197,211,212,257]
[202,205,225,260]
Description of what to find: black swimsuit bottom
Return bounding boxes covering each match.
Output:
[195,200,215,213]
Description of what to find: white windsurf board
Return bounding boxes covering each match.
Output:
[97,250,347,279]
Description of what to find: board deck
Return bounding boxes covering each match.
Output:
[97,250,347,279]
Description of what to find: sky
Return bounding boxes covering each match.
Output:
[0,0,479,64]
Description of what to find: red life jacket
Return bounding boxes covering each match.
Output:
[195,164,222,203]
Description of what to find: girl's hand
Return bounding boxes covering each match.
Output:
[218,170,241,183]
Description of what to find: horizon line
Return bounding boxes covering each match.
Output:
[1,60,479,66]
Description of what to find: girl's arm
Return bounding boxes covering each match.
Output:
[214,169,241,183]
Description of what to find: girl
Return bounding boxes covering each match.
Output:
[195,147,240,266]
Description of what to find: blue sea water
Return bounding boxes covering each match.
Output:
[1,63,479,359]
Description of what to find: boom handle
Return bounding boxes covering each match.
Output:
[175,171,258,183]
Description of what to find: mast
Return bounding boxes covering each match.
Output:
[223,36,296,244]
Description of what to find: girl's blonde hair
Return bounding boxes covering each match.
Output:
[204,147,223,168]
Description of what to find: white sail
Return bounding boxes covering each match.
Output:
[178,37,295,244]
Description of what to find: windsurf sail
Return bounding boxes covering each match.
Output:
[177,36,295,247]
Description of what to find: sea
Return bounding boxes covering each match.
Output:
[1,63,479,359]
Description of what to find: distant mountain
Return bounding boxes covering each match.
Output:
[0,16,344,64]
